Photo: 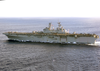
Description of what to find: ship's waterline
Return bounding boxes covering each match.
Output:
[3,22,99,44]
[4,34,97,44]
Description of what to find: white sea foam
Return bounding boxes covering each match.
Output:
[95,41,100,46]
[88,41,100,46]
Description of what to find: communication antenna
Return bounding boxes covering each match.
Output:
[58,20,61,28]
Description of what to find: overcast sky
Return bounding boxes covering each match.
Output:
[0,0,100,18]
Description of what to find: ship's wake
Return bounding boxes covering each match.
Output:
[88,41,100,46]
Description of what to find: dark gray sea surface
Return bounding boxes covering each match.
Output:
[0,17,100,71]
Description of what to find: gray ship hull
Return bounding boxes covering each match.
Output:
[5,34,97,44]
[3,22,99,45]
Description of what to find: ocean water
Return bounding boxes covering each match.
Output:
[0,17,100,71]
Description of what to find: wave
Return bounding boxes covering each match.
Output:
[88,41,100,46]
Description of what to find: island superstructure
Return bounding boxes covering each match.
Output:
[3,22,99,44]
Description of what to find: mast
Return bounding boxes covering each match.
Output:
[49,23,52,30]
[58,22,61,28]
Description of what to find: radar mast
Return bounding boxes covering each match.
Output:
[58,22,61,28]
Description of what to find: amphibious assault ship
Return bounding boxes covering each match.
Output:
[3,22,99,44]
